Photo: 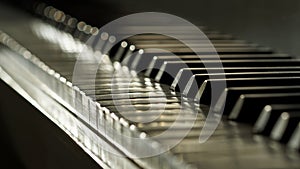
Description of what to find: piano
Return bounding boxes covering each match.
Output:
[0,0,300,169]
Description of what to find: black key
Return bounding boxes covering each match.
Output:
[127,33,233,40]
[130,46,266,70]
[115,25,208,33]
[133,51,280,73]
[144,54,290,77]
[134,43,256,49]
[253,104,300,135]
[213,86,300,116]
[183,72,300,99]
[229,93,300,124]
[129,39,246,45]
[271,111,300,143]
[171,67,300,92]
[155,59,300,84]
[137,47,271,54]
[196,77,300,105]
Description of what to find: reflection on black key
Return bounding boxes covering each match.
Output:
[253,104,300,135]
[140,47,272,55]
[144,54,290,77]
[134,40,257,46]
[196,77,300,105]
[271,111,300,143]
[129,39,246,45]
[229,93,300,124]
[155,59,300,84]
[183,72,300,99]
[171,67,300,92]
[135,43,257,49]
[146,55,218,78]
[214,86,300,116]
[127,33,233,40]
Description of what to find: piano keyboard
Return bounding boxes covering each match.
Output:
[0,2,300,169]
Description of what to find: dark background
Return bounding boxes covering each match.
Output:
[124,0,300,57]
[7,0,300,56]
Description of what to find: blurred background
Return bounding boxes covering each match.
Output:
[3,0,300,56]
